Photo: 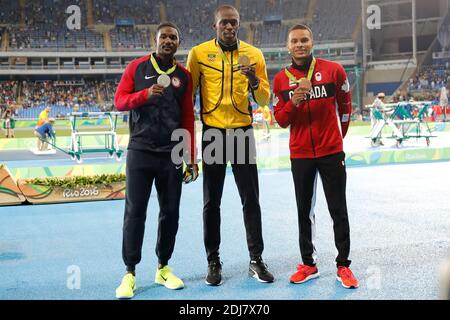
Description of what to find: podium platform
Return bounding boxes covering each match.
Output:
[30,148,57,155]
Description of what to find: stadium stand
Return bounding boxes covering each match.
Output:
[8,0,104,50]
[409,65,450,91]
[311,0,360,42]
[0,81,18,106]
[0,0,364,118]
[93,0,160,25]
[0,0,20,24]
[110,27,151,50]
[0,0,364,51]
[254,23,288,47]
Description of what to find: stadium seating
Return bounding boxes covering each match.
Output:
[0,81,18,105]
[0,0,367,119]
[0,79,120,119]
[93,0,160,25]
[0,0,20,24]
[16,104,102,119]
[311,0,360,42]
[110,27,151,50]
[409,65,450,91]
[254,23,288,47]
[1,0,361,51]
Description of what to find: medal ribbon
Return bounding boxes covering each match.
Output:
[217,40,242,66]
[150,54,177,75]
[284,57,316,84]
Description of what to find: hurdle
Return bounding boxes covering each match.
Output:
[67,111,124,163]
[390,101,435,146]
[367,101,436,147]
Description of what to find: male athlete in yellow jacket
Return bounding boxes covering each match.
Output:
[187,4,274,286]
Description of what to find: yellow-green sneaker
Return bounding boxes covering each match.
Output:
[115,273,136,299]
[155,266,184,290]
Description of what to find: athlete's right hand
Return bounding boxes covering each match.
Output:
[147,84,165,98]
[291,86,309,106]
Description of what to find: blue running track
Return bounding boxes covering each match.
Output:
[0,162,449,300]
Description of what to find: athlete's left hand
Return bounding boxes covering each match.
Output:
[183,163,199,184]
[240,65,258,87]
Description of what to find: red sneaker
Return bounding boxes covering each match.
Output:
[289,264,320,284]
[336,267,359,288]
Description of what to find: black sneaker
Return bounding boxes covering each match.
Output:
[249,257,274,283]
[205,259,223,286]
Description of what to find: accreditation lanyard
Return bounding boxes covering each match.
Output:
[217,40,240,66]
[150,54,177,75]
[284,57,316,85]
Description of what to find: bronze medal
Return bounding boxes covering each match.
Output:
[298,78,312,91]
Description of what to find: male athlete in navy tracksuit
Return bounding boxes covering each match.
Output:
[114,22,198,299]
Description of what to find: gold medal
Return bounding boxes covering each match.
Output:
[238,55,250,66]
[157,74,171,88]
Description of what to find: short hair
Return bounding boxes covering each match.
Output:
[288,24,313,39]
[156,22,180,36]
[214,5,240,23]
[156,22,181,43]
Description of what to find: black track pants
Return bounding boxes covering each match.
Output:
[122,149,182,270]
[202,125,264,262]
[291,151,351,267]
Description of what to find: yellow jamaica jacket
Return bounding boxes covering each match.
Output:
[187,39,270,129]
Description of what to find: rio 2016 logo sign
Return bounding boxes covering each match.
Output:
[63,187,99,198]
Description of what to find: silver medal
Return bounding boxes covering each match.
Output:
[157,74,171,88]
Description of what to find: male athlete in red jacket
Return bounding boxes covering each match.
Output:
[273,24,358,289]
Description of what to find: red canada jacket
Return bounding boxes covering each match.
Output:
[273,57,352,159]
